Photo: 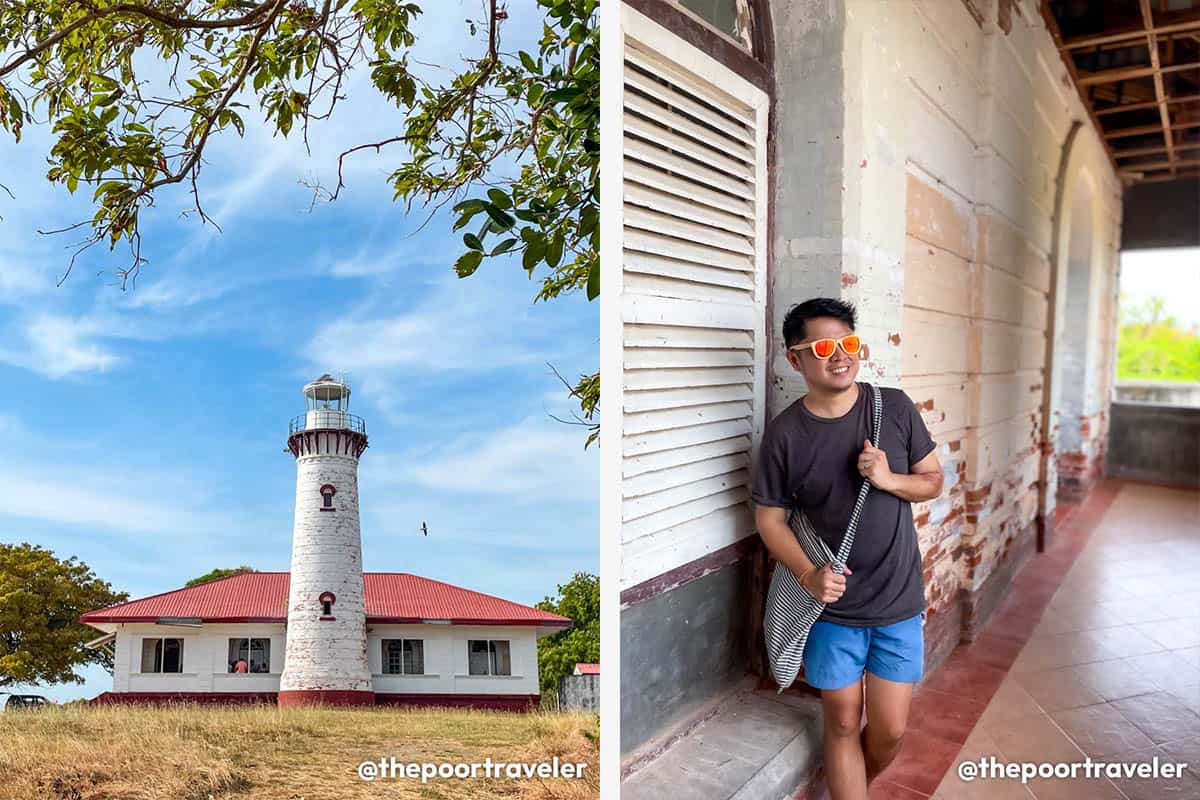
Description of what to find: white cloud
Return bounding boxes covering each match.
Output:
[387,414,597,503]
[3,472,207,534]
[0,415,272,544]
[304,273,551,375]
[0,314,124,378]
[0,250,54,296]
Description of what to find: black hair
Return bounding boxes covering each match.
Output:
[782,298,857,347]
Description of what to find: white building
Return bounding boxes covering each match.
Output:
[81,376,570,709]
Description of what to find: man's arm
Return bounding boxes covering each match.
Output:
[864,445,943,502]
[754,504,850,603]
[755,504,818,579]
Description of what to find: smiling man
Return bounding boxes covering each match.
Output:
[751,298,944,800]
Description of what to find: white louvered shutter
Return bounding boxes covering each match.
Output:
[617,6,769,591]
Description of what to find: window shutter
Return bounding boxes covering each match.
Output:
[617,6,769,591]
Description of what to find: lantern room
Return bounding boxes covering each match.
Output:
[302,374,352,431]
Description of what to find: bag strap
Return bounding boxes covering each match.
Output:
[832,382,883,568]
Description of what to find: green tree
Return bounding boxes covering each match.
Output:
[534,570,598,699]
[0,0,598,438]
[185,565,255,587]
[0,543,128,688]
[1117,294,1200,382]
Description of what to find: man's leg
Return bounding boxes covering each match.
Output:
[821,680,868,800]
[861,613,924,783]
[803,621,871,800]
[861,671,914,783]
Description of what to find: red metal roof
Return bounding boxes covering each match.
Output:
[80,572,571,627]
[574,662,600,675]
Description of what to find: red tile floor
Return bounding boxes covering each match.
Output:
[865,480,1200,800]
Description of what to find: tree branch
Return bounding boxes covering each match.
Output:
[0,1,276,79]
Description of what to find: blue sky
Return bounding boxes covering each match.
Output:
[0,1,597,701]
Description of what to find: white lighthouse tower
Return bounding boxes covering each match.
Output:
[278,374,374,706]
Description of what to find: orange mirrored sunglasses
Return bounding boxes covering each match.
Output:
[788,334,863,359]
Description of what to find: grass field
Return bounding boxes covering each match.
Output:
[0,704,599,800]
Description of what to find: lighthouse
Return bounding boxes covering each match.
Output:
[278,374,374,706]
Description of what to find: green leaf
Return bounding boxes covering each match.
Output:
[463,232,484,251]
[453,199,486,214]
[454,250,483,278]
[523,240,546,271]
[586,257,599,300]
[92,180,125,201]
[487,188,512,209]
[483,203,516,231]
[546,232,564,268]
[579,204,598,237]
[491,238,518,256]
[543,87,582,104]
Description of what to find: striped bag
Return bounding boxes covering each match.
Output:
[763,382,883,691]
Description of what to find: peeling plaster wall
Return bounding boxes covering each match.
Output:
[772,0,1122,661]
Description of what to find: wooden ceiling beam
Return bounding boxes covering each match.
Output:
[1095,94,1200,116]
[1039,2,1118,172]
[1076,60,1200,86]
[1140,0,1176,176]
[1118,157,1200,172]
[1129,168,1200,183]
[1114,141,1200,158]
[1062,17,1200,50]
[1106,120,1200,139]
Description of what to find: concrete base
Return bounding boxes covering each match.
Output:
[92,691,536,711]
[91,692,277,706]
[921,594,964,677]
[1107,401,1200,489]
[622,683,823,800]
[621,555,752,754]
[960,521,1038,642]
[277,690,376,707]
[374,693,539,711]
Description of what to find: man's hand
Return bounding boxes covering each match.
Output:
[858,438,894,491]
[801,562,852,603]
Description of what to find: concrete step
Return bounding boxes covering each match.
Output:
[623,685,823,800]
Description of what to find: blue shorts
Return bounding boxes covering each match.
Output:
[801,612,925,690]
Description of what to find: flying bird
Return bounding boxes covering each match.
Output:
[420,522,429,537]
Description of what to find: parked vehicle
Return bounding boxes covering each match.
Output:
[4,694,52,711]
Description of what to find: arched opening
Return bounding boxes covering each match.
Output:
[1048,168,1102,507]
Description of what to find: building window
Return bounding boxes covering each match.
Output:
[319,484,336,511]
[468,639,512,676]
[140,638,183,673]
[319,591,336,619]
[227,638,271,673]
[382,639,425,675]
[675,0,755,52]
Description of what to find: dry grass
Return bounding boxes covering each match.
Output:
[0,704,599,800]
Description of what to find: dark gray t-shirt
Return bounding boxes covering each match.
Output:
[751,382,936,627]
